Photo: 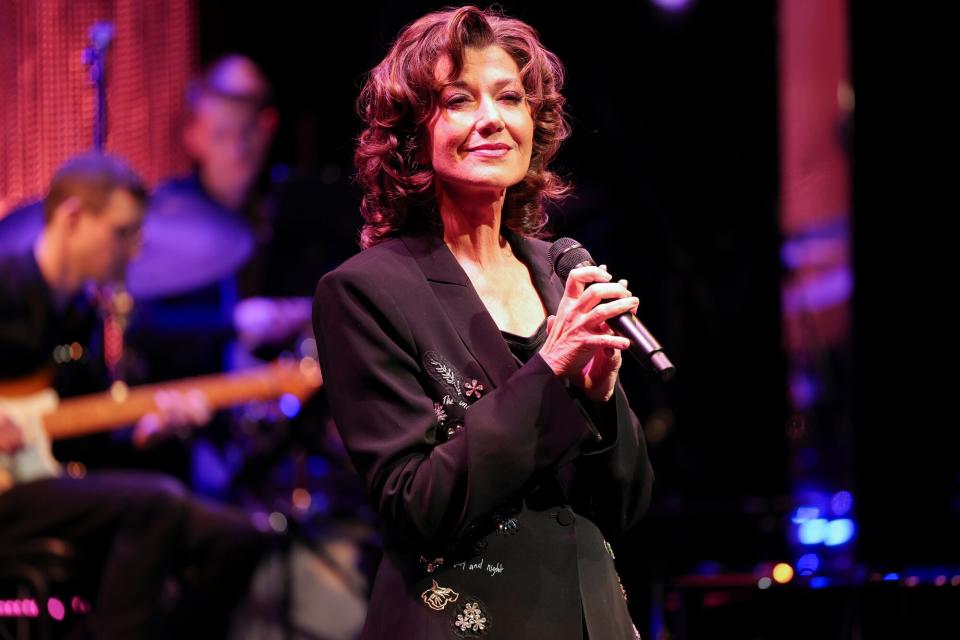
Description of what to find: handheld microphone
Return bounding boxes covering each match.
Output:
[548,237,675,381]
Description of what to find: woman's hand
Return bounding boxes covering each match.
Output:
[539,265,638,403]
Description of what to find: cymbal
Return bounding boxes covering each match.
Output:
[0,191,254,300]
[0,200,44,256]
[126,188,254,299]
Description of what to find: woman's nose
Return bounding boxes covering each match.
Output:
[475,95,505,134]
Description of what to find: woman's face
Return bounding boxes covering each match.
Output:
[427,46,534,199]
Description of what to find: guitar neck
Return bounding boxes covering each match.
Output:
[43,361,317,440]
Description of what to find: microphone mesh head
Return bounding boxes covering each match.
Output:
[548,237,594,280]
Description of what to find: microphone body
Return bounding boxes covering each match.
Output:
[548,238,676,381]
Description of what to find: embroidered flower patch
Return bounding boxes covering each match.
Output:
[452,600,489,637]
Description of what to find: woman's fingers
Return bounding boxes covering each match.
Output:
[588,296,639,326]
[574,282,632,312]
[584,333,631,351]
[544,266,639,378]
[562,265,612,299]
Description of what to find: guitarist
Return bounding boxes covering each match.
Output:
[0,152,264,639]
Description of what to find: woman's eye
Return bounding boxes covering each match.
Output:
[500,93,524,103]
[445,95,471,108]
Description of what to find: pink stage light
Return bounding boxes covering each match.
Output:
[47,598,66,622]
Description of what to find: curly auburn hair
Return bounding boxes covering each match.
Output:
[354,5,571,249]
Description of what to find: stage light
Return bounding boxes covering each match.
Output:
[830,491,853,516]
[797,553,819,575]
[651,0,693,11]
[824,519,855,546]
[292,487,311,510]
[47,598,65,621]
[66,461,87,479]
[798,518,828,544]
[268,511,288,533]
[109,380,129,403]
[789,372,820,409]
[53,345,69,363]
[71,596,91,613]
[251,511,270,532]
[299,356,320,380]
[773,563,795,584]
[279,393,301,418]
[792,506,820,524]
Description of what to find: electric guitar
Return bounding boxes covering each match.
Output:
[0,358,322,490]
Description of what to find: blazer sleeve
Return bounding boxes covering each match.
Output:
[570,383,655,538]
[313,267,601,551]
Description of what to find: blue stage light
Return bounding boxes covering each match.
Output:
[830,491,853,516]
[279,393,301,418]
[797,553,819,575]
[824,519,855,546]
[798,518,828,544]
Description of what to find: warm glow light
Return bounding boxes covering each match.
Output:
[773,563,795,584]
[110,380,129,403]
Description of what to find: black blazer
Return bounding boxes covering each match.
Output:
[313,230,654,639]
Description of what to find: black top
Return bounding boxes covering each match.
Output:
[499,317,548,364]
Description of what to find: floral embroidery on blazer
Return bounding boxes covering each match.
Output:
[422,350,486,442]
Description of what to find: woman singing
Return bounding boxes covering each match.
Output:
[313,6,654,638]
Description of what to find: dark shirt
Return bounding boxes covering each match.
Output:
[0,251,99,392]
[0,252,121,467]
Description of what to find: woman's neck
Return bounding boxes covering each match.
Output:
[438,187,511,268]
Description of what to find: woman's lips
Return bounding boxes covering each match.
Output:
[466,144,511,157]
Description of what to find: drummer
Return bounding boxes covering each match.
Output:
[130,54,279,370]
[122,55,310,495]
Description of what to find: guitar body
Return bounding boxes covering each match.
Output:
[0,389,62,490]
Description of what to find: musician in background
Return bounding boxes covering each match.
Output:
[132,53,284,376]
[124,54,310,495]
[0,152,264,639]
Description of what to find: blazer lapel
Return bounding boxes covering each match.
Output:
[400,230,563,391]
[400,233,518,389]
